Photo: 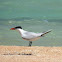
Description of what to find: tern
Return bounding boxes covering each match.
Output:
[10,26,52,46]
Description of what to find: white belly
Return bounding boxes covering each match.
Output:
[22,37,41,41]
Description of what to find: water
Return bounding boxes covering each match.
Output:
[0,18,62,46]
[0,0,62,46]
[0,0,62,19]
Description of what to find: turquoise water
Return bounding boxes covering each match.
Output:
[0,0,62,19]
[0,0,62,46]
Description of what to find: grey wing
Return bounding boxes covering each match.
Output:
[22,29,52,39]
[22,31,42,39]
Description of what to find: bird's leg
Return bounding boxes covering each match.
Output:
[29,41,32,46]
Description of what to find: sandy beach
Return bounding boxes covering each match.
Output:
[0,46,62,62]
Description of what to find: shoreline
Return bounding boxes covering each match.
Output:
[0,46,62,62]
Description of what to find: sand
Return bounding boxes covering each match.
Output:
[0,46,62,62]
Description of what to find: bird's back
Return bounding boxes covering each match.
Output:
[21,31,42,39]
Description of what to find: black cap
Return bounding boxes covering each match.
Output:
[15,26,22,29]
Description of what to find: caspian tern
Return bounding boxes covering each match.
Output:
[10,26,52,46]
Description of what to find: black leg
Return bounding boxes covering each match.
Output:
[29,41,32,46]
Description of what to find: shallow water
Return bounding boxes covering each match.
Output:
[0,18,62,46]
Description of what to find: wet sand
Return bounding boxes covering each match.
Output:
[0,46,62,62]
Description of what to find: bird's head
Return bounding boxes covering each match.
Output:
[10,26,22,30]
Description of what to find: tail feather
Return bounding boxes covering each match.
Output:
[41,29,52,36]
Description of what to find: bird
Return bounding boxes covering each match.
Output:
[10,26,52,46]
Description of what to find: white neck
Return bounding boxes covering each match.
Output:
[16,29,26,35]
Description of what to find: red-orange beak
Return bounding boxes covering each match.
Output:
[10,28,15,30]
